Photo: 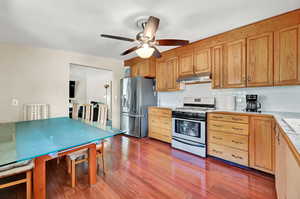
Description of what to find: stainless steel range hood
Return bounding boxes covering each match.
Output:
[176,72,212,83]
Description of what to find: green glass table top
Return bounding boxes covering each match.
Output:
[0,117,123,166]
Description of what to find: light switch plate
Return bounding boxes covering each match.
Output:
[12,99,19,106]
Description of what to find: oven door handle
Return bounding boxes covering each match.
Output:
[173,138,205,148]
[172,118,204,123]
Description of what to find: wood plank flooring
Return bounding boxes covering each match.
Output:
[0,135,276,199]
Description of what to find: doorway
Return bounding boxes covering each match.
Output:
[69,63,113,126]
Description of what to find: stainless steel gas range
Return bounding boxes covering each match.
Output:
[172,97,215,157]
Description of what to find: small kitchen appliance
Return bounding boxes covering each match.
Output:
[172,97,215,157]
[245,94,261,112]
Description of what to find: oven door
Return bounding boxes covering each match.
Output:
[172,118,206,144]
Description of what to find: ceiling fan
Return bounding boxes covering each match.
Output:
[101,16,189,59]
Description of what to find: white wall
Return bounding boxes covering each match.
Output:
[158,83,300,113]
[0,43,122,128]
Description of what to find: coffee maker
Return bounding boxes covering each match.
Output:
[246,94,261,112]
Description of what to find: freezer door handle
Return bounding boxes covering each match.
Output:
[122,113,144,118]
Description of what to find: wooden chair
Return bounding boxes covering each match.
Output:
[66,104,108,188]
[0,160,34,199]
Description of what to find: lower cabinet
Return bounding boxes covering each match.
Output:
[148,107,172,143]
[207,113,249,166]
[275,125,300,199]
[249,116,275,174]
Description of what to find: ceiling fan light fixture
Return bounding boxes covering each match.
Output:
[136,43,155,58]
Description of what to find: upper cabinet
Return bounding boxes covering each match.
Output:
[178,47,212,77]
[194,47,211,74]
[247,32,274,87]
[124,10,300,90]
[223,39,246,88]
[211,45,223,89]
[156,56,180,92]
[178,49,194,77]
[274,25,300,86]
[127,58,156,78]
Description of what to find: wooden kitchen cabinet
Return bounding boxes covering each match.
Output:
[131,63,139,77]
[178,49,194,77]
[275,125,287,199]
[211,45,223,89]
[275,125,300,199]
[247,32,274,87]
[148,107,172,143]
[208,113,249,166]
[194,47,211,74]
[130,59,156,78]
[156,56,180,91]
[249,116,275,174]
[274,25,300,86]
[223,39,246,88]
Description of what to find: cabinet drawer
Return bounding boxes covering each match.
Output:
[209,113,249,124]
[208,130,248,151]
[149,128,171,143]
[208,143,249,166]
[149,116,172,130]
[208,120,249,135]
[150,126,171,137]
[149,107,172,117]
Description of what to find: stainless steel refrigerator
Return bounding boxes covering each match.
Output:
[120,77,157,137]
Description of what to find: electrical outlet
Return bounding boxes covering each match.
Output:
[12,99,19,106]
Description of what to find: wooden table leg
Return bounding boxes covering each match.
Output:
[34,156,47,199]
[88,144,97,185]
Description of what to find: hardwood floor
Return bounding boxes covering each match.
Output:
[0,135,276,199]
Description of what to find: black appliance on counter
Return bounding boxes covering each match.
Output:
[246,94,261,112]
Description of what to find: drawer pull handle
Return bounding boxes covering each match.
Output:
[212,149,223,154]
[232,117,242,121]
[232,140,242,144]
[212,136,223,140]
[213,116,223,119]
[213,124,223,128]
[231,154,243,159]
[232,127,243,131]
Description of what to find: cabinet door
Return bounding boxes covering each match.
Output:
[285,134,300,199]
[223,39,246,88]
[274,25,300,86]
[249,116,275,174]
[275,126,287,199]
[166,57,180,90]
[138,61,149,77]
[155,60,167,91]
[178,51,194,77]
[247,32,274,87]
[211,45,223,89]
[194,47,211,74]
[131,63,139,77]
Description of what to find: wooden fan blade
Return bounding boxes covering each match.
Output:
[121,46,140,56]
[101,34,135,42]
[152,46,161,58]
[156,39,189,46]
[143,16,160,39]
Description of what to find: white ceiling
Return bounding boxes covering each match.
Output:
[0,0,299,60]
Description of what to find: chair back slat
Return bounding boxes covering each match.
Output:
[82,104,93,122]
[97,104,108,127]
[72,103,79,119]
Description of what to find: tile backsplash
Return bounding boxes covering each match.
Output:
[158,83,300,113]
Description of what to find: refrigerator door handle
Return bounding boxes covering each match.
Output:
[122,113,144,118]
